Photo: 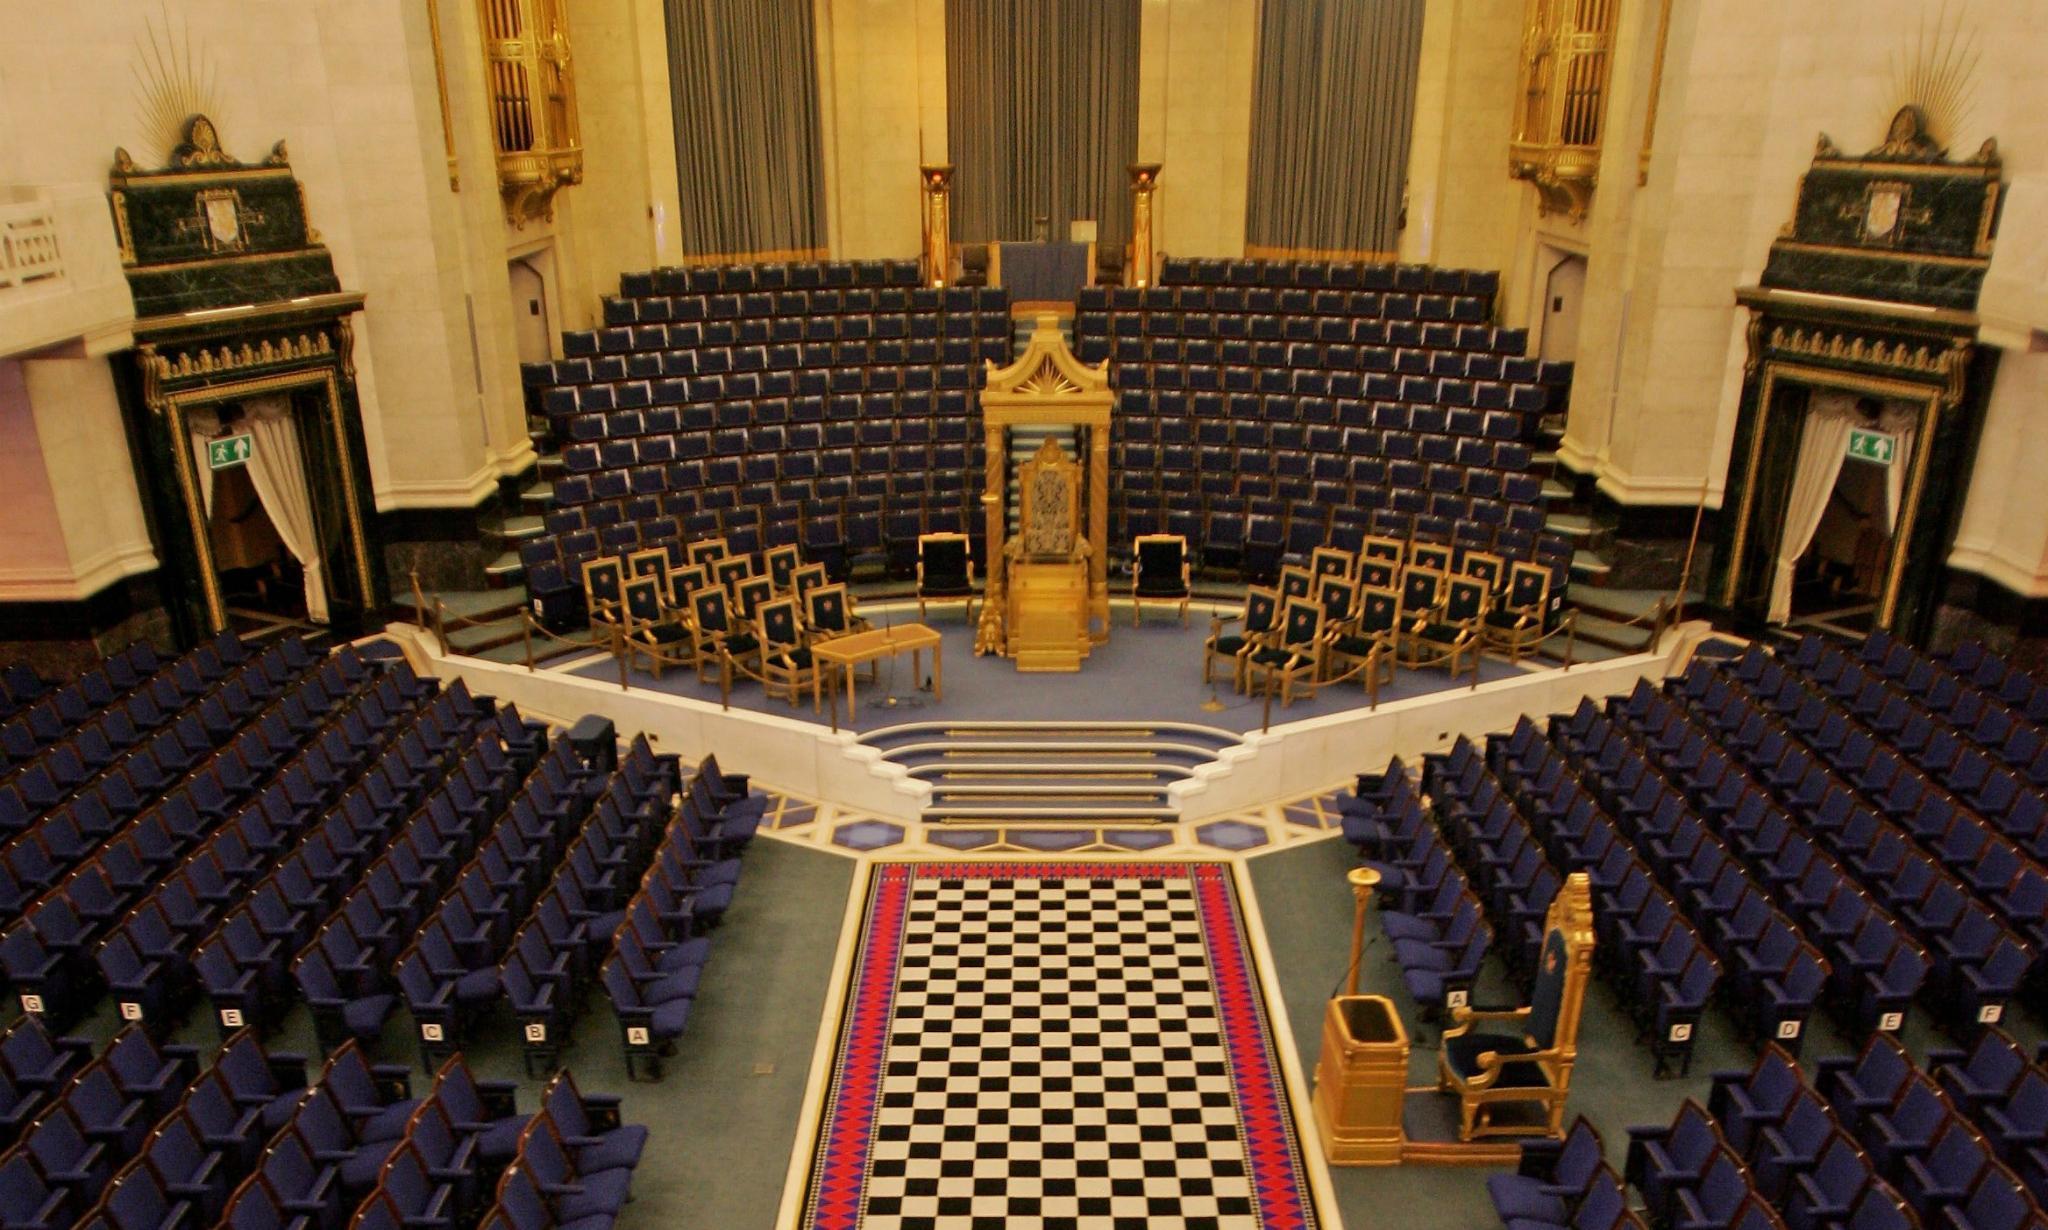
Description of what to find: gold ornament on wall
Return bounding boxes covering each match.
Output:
[1888,0,1980,151]
[131,1,222,168]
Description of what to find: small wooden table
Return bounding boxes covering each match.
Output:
[812,623,943,729]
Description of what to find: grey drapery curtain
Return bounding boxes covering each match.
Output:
[1246,0,1425,259]
[665,0,827,261]
[944,0,1141,248]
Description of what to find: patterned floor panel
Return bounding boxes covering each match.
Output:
[802,862,1317,1230]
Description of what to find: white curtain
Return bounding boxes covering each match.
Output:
[1767,394,1857,623]
[242,397,330,624]
[1877,404,1919,531]
[187,405,222,514]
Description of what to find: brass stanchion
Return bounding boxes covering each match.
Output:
[1345,866,1381,995]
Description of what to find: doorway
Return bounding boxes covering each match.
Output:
[1788,451,1890,636]
[190,396,335,637]
[509,256,553,367]
[1538,252,1587,365]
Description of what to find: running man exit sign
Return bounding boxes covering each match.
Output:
[1846,428,1895,465]
[207,433,253,470]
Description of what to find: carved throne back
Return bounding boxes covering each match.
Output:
[1016,437,1083,561]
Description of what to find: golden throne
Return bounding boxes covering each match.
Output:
[1004,438,1092,670]
[1436,872,1594,1141]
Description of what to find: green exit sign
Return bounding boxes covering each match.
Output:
[207,434,253,470]
[1846,428,1895,466]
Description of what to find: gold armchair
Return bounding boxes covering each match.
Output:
[1437,874,1594,1141]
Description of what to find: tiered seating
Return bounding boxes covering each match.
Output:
[1675,641,2038,1031]
[520,259,1011,621]
[480,1069,644,1230]
[1074,258,1572,589]
[601,752,760,1079]
[1466,728,1736,1072]
[0,635,330,924]
[0,663,54,725]
[1584,680,1931,1042]
[1484,1117,1641,1230]
[1,643,398,1031]
[1348,761,1492,1015]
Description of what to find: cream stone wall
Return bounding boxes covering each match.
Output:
[815,0,948,261]
[1399,0,1524,302]
[0,0,544,545]
[1135,0,1257,265]
[1412,0,2048,596]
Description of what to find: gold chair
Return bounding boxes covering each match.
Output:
[1411,541,1453,573]
[1205,586,1280,691]
[764,544,802,593]
[627,548,671,599]
[755,596,815,706]
[1484,561,1555,663]
[713,556,753,598]
[685,536,729,568]
[1461,550,1507,597]
[1326,584,1401,691]
[688,586,759,683]
[1242,597,1325,706]
[1310,545,1357,585]
[620,576,691,678]
[1411,574,1489,680]
[790,562,828,604]
[582,558,625,632]
[1131,534,1192,627]
[735,576,775,625]
[1311,573,1360,683]
[1438,874,1594,1141]
[1278,564,1315,604]
[804,581,871,639]
[1396,566,1447,666]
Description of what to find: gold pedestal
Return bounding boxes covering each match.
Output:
[1008,559,1090,671]
[1311,994,1410,1165]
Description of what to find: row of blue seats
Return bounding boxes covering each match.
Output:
[559,391,983,441]
[536,353,1000,413]
[1788,639,2048,847]
[1,643,174,776]
[1343,764,1492,1016]
[281,723,573,1054]
[100,688,528,1045]
[598,756,764,1081]
[1152,256,1499,295]
[0,650,396,1027]
[1082,286,1494,324]
[1114,394,1536,443]
[0,636,325,842]
[1568,691,1930,1045]
[1110,363,1546,413]
[617,258,927,297]
[573,310,1006,358]
[1819,1030,2048,1211]
[602,283,1004,325]
[1945,641,2048,730]
[606,281,1004,323]
[1681,654,2037,1028]
[395,736,645,1073]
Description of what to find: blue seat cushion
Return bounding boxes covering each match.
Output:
[343,994,396,1036]
[650,999,692,1038]
[1488,1172,1569,1224]
[1444,1033,1546,1085]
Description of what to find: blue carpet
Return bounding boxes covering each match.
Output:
[561,609,1540,733]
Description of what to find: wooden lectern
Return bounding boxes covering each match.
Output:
[975,316,1114,670]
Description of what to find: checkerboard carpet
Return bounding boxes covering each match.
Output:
[802,863,1317,1230]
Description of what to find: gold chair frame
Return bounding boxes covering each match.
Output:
[1438,874,1594,1141]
